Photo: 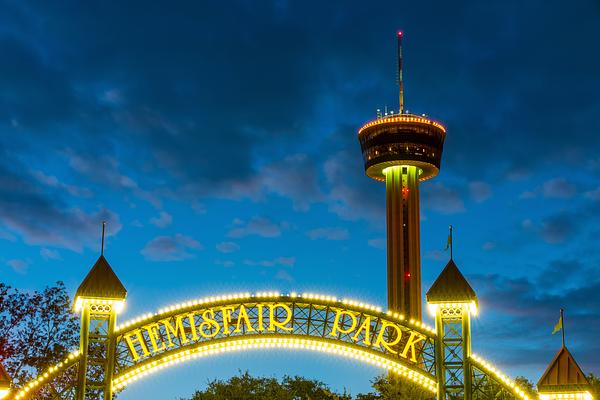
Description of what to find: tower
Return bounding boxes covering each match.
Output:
[358,32,447,319]
[74,255,127,400]
[427,259,478,400]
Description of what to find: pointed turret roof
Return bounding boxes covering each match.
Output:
[537,346,590,393]
[426,259,477,304]
[0,362,11,387]
[75,255,127,300]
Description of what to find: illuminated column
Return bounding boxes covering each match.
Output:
[426,259,478,400]
[74,255,127,400]
[385,165,421,319]
[357,34,447,321]
[0,362,11,399]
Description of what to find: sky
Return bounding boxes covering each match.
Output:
[1,0,600,398]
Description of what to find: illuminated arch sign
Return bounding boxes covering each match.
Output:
[111,292,437,391]
[12,292,536,400]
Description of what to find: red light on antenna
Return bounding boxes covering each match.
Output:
[397,30,403,37]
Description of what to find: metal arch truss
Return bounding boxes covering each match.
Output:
[12,294,534,400]
[112,296,437,390]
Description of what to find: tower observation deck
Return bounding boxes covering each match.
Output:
[358,32,447,320]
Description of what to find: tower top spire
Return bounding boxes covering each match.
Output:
[75,256,127,302]
[426,259,478,307]
[397,30,404,113]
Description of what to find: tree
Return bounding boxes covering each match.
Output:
[355,375,434,400]
[0,281,79,387]
[514,376,536,398]
[587,374,600,399]
[188,371,351,400]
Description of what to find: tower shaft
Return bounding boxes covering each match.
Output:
[385,165,421,319]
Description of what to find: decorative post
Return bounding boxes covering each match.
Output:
[0,362,11,399]
[426,259,478,400]
[74,255,127,400]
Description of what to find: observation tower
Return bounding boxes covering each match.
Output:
[358,32,447,320]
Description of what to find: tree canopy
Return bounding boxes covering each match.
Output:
[186,372,434,400]
[187,371,351,400]
[0,281,78,387]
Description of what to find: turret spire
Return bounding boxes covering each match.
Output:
[397,30,404,113]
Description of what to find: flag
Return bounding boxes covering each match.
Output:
[552,313,563,335]
[445,229,452,251]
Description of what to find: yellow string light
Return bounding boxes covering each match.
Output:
[111,337,438,393]
[358,115,447,135]
[470,353,532,400]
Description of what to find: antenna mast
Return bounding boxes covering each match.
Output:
[397,31,404,114]
[101,221,106,256]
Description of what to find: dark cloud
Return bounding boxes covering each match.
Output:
[538,213,580,244]
[306,227,349,241]
[471,263,600,371]
[469,181,492,203]
[227,217,286,238]
[324,149,385,224]
[421,182,466,214]
[140,234,202,262]
[541,178,578,199]
[0,151,121,251]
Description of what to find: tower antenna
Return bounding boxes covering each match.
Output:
[397,30,404,114]
[101,221,106,256]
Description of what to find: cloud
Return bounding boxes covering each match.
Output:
[422,182,466,214]
[424,249,445,261]
[179,154,323,212]
[216,241,240,254]
[469,181,492,203]
[482,241,496,251]
[31,170,93,198]
[275,269,294,282]
[538,213,579,244]
[141,234,202,262]
[149,211,173,228]
[520,211,582,245]
[243,257,296,267]
[541,178,577,198]
[40,248,61,260]
[470,265,600,370]
[306,227,349,241]
[324,150,385,224]
[368,238,385,249]
[6,259,28,273]
[584,187,600,201]
[66,152,161,208]
[227,217,285,238]
[255,155,323,211]
[215,259,235,268]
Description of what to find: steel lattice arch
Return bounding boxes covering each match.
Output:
[12,292,534,400]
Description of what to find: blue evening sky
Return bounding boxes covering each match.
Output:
[1,1,599,398]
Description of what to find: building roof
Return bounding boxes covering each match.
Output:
[537,346,590,392]
[0,362,10,387]
[426,259,477,304]
[75,255,127,300]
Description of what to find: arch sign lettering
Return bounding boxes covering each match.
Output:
[112,292,437,391]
